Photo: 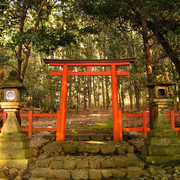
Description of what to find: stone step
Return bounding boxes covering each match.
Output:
[35,153,143,170]
[31,166,143,179]
[42,141,134,155]
[66,134,113,141]
[44,130,130,141]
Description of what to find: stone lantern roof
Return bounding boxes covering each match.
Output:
[147,81,176,87]
[0,71,25,89]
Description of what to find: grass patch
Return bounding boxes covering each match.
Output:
[91,118,113,130]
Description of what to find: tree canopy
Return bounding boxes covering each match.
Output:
[0,0,179,114]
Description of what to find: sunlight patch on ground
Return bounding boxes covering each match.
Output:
[87,141,106,145]
[88,113,111,117]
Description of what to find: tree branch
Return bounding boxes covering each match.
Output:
[153,52,180,65]
[22,0,46,80]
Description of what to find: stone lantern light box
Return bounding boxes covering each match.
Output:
[0,71,25,102]
[148,82,175,99]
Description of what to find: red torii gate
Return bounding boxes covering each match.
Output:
[44,59,135,142]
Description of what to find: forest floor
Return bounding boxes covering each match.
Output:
[21,108,152,131]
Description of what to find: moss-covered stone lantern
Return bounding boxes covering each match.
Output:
[0,70,25,124]
[141,80,180,165]
[0,71,32,168]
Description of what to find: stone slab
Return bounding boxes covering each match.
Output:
[148,129,178,138]
[77,145,100,153]
[100,159,115,168]
[89,159,101,169]
[127,166,142,178]
[0,158,33,168]
[76,159,89,169]
[77,135,90,141]
[89,169,102,180]
[101,144,116,154]
[32,168,55,178]
[146,155,180,165]
[117,145,126,155]
[0,133,26,141]
[65,135,78,141]
[145,137,180,146]
[62,145,77,154]
[147,145,180,156]
[115,153,139,168]
[0,140,29,149]
[53,169,71,179]
[35,159,52,168]
[101,169,113,179]
[71,170,88,180]
[90,135,104,141]
[112,168,127,178]
[51,160,63,169]
[0,148,32,159]
[63,160,76,170]
[43,142,62,153]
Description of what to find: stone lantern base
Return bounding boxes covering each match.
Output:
[0,102,32,168]
[141,107,180,165]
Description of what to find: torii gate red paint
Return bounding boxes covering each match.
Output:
[44,59,135,142]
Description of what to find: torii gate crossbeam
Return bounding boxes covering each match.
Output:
[44,59,135,142]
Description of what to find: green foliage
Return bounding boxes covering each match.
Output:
[0,0,179,113]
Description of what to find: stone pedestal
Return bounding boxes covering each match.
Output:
[0,102,32,168]
[142,100,180,165]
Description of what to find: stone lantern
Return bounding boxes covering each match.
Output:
[141,81,180,165]
[0,71,25,125]
[0,70,32,168]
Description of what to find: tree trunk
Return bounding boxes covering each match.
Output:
[105,67,110,109]
[88,76,92,111]
[140,8,154,129]
[121,88,125,112]
[134,84,141,112]
[83,77,87,110]
[40,53,53,112]
[17,0,28,80]
[118,80,122,109]
[93,76,97,107]
[101,76,105,110]
[97,78,100,108]
[128,81,133,112]
[76,76,80,113]
[68,77,73,109]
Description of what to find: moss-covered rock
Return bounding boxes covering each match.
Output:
[126,166,142,178]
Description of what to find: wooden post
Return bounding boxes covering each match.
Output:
[118,110,123,141]
[56,109,61,141]
[3,111,7,125]
[143,110,147,138]
[111,65,119,141]
[28,110,33,138]
[170,110,175,129]
[57,65,68,141]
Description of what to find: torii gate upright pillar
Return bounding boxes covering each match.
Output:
[111,65,119,142]
[57,65,68,141]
